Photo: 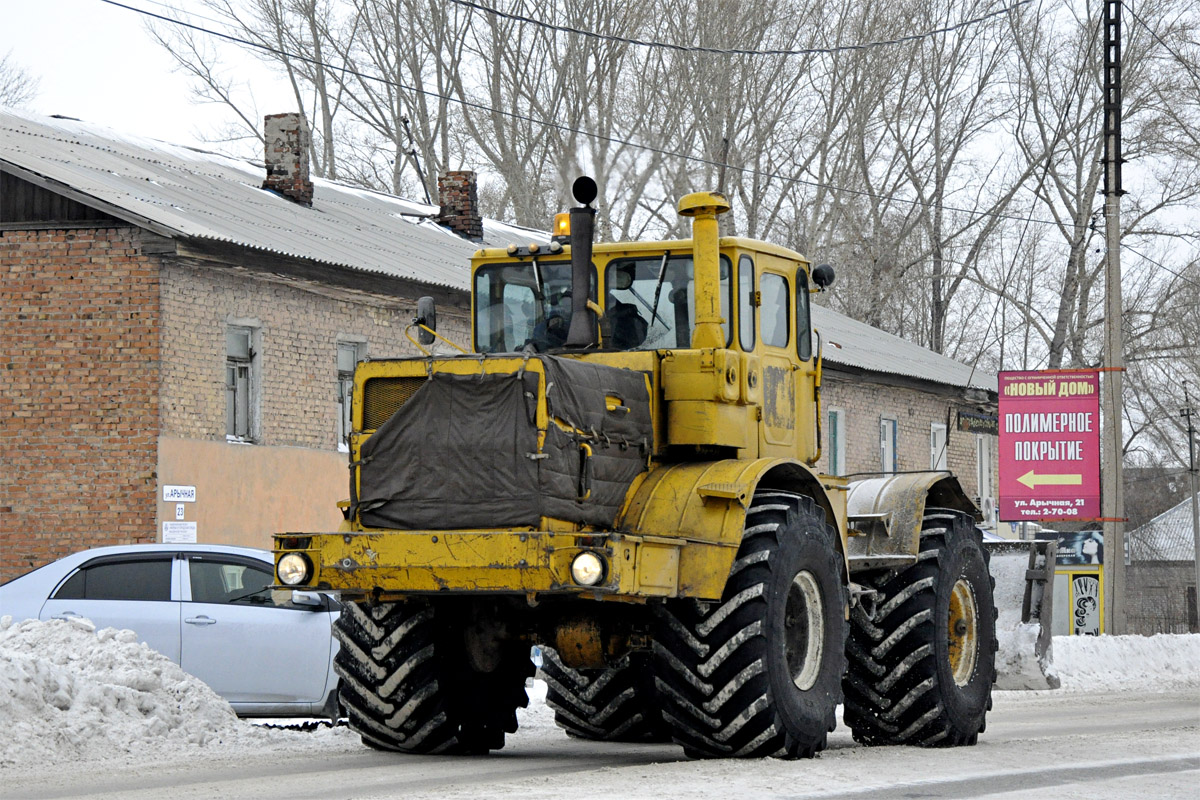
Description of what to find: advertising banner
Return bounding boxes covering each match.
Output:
[998,370,1101,521]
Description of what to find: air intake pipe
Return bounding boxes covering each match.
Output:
[677,191,731,349]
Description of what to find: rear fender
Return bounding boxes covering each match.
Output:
[618,459,848,599]
[845,473,980,572]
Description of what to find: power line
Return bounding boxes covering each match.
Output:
[446,0,1034,58]
[1123,243,1200,291]
[98,0,1061,229]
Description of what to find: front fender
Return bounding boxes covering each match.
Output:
[845,473,980,571]
[618,459,846,599]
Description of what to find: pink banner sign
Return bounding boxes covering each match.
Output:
[998,370,1101,522]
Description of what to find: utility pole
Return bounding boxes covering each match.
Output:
[1101,0,1127,635]
[1184,384,1200,631]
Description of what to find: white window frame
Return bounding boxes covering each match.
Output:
[976,434,996,525]
[930,422,948,471]
[336,339,367,452]
[827,407,846,476]
[880,417,898,474]
[225,324,260,443]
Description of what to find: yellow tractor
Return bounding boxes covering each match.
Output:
[274,178,997,758]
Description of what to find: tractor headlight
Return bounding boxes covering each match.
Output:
[277,553,312,586]
[570,551,606,586]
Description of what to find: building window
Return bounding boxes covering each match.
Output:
[930,422,948,471]
[827,408,846,476]
[225,326,258,442]
[880,417,898,473]
[976,434,995,525]
[337,340,366,450]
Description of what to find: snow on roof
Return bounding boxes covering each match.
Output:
[0,109,545,292]
[813,304,998,394]
[1128,497,1198,562]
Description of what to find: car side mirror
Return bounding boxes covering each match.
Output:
[291,590,324,608]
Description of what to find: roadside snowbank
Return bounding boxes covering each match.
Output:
[0,615,263,767]
[1049,631,1200,692]
[1,615,1196,773]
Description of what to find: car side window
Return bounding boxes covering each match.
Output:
[189,559,271,604]
[188,558,293,608]
[53,558,173,601]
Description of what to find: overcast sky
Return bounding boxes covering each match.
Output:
[2,0,292,151]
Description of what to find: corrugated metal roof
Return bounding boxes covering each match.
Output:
[0,109,543,291]
[814,304,998,393]
[1128,498,1198,562]
[2,110,995,393]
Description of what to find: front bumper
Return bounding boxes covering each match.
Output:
[273,529,726,601]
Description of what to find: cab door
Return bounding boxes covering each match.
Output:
[757,265,796,457]
[793,266,819,463]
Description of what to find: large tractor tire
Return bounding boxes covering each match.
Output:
[540,648,670,743]
[843,508,998,747]
[333,598,533,754]
[652,491,847,759]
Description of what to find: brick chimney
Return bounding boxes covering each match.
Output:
[262,113,313,207]
[437,170,483,241]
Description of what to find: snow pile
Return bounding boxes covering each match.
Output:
[518,678,557,731]
[1049,632,1200,692]
[0,615,262,768]
[988,545,1058,690]
[995,622,1058,690]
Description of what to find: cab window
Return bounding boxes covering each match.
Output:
[738,256,755,351]
[473,260,590,353]
[603,255,732,350]
[796,268,812,361]
[760,272,790,348]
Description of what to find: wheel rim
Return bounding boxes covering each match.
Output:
[947,578,979,686]
[784,570,825,691]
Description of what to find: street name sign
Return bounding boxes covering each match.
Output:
[998,370,1101,521]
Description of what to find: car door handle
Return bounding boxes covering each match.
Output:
[51,612,82,620]
[185,616,217,626]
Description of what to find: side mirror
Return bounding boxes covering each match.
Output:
[415,296,437,345]
[291,590,324,608]
[812,263,835,290]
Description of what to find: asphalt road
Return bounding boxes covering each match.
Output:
[6,690,1198,800]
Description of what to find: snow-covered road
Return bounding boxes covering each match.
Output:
[2,617,1198,799]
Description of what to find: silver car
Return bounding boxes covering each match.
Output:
[0,543,339,718]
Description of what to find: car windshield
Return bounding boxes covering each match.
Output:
[473,260,578,353]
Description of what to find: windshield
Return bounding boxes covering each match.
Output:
[474,260,591,353]
[603,255,731,350]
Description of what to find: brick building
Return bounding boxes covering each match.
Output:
[2,109,1001,581]
[811,306,1000,528]
[1,110,536,579]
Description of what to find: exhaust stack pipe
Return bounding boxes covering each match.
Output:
[678,191,731,349]
[565,177,598,348]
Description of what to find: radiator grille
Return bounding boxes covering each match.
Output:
[362,377,427,430]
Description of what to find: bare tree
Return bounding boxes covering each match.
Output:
[0,50,40,108]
